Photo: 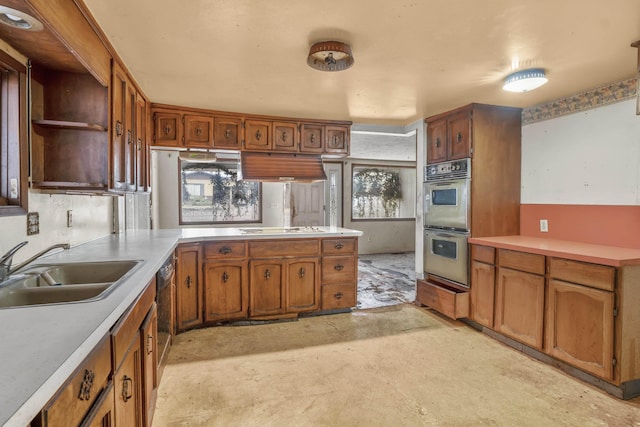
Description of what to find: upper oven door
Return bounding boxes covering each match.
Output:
[424,178,470,230]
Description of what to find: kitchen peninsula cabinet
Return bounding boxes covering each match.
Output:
[250,259,286,316]
[175,244,203,331]
[203,241,249,322]
[468,236,640,399]
[286,258,320,312]
[321,238,358,310]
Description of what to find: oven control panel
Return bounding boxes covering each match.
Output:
[425,158,470,181]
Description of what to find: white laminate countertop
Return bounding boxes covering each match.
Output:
[0,226,362,426]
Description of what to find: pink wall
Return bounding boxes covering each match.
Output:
[520,204,640,249]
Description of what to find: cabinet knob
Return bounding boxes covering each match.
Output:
[115,120,123,137]
[122,375,133,402]
[334,264,344,271]
[335,242,344,250]
[222,272,229,283]
[77,369,95,401]
[264,269,271,280]
[334,292,343,299]
[255,130,262,140]
[299,267,305,278]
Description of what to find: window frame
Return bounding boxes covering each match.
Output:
[0,50,28,217]
[178,159,263,225]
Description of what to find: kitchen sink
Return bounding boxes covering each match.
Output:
[0,260,142,308]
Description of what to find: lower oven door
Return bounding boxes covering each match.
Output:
[424,228,469,286]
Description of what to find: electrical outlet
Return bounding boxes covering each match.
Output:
[27,212,39,235]
[67,210,73,227]
[540,219,549,233]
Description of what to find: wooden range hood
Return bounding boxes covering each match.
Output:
[240,152,327,182]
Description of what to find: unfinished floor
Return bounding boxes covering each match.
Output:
[153,304,640,426]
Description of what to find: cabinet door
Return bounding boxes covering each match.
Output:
[204,261,248,322]
[114,332,143,427]
[184,114,214,148]
[111,63,127,190]
[546,279,614,380]
[287,258,319,312]
[176,244,203,331]
[448,111,471,160]
[80,382,115,427]
[325,126,349,155]
[245,120,272,150]
[250,260,285,316]
[300,123,324,153]
[141,304,158,427]
[153,111,182,147]
[470,260,495,328]
[426,118,447,164]
[135,92,147,191]
[214,116,242,149]
[273,121,298,151]
[494,267,545,349]
[124,81,137,191]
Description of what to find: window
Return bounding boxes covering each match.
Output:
[179,160,261,224]
[351,164,415,221]
[0,50,27,216]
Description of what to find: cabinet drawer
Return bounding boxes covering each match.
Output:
[472,245,495,264]
[322,238,356,254]
[40,335,112,427]
[548,257,615,291]
[112,278,156,369]
[249,239,319,257]
[205,241,247,259]
[322,284,356,309]
[416,280,469,319]
[498,249,545,275]
[322,256,356,283]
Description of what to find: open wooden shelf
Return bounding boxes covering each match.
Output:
[32,119,107,132]
[31,181,108,190]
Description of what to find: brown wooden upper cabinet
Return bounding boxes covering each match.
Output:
[300,123,324,153]
[426,109,471,164]
[273,122,298,151]
[325,125,350,154]
[214,116,243,149]
[244,119,272,150]
[153,111,182,147]
[184,114,214,148]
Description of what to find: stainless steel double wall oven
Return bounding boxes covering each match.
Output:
[423,158,470,287]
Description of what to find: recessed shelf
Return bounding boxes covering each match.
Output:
[31,181,108,190]
[32,119,107,132]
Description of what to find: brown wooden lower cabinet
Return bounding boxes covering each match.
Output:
[545,279,614,380]
[80,381,115,427]
[250,260,286,316]
[415,279,469,319]
[175,244,203,331]
[494,267,545,350]
[470,260,495,328]
[286,258,320,312]
[204,261,249,322]
[114,332,143,427]
[141,304,158,426]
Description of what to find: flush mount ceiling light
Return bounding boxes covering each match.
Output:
[0,6,43,31]
[307,41,354,72]
[502,68,548,92]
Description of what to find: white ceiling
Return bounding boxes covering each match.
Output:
[83,0,640,125]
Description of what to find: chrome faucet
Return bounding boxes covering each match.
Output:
[0,241,28,282]
[0,242,70,282]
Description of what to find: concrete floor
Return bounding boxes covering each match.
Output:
[153,304,640,426]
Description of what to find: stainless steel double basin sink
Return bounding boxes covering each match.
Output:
[0,260,142,308]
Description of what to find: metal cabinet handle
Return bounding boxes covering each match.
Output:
[77,369,95,401]
[435,137,441,148]
[334,264,344,271]
[255,130,262,140]
[122,375,133,402]
[310,133,315,143]
[224,128,232,139]
[219,246,232,255]
[334,292,343,299]
[335,242,344,250]
[299,267,305,278]
[115,120,123,137]
[456,132,463,143]
[127,130,132,145]
[222,272,229,283]
[264,269,271,280]
[163,124,172,135]
[185,275,191,288]
[137,138,142,151]
[196,126,202,136]
[147,334,153,355]
[281,131,287,142]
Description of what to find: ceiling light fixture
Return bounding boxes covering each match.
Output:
[307,41,354,72]
[502,68,548,92]
[0,6,43,31]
